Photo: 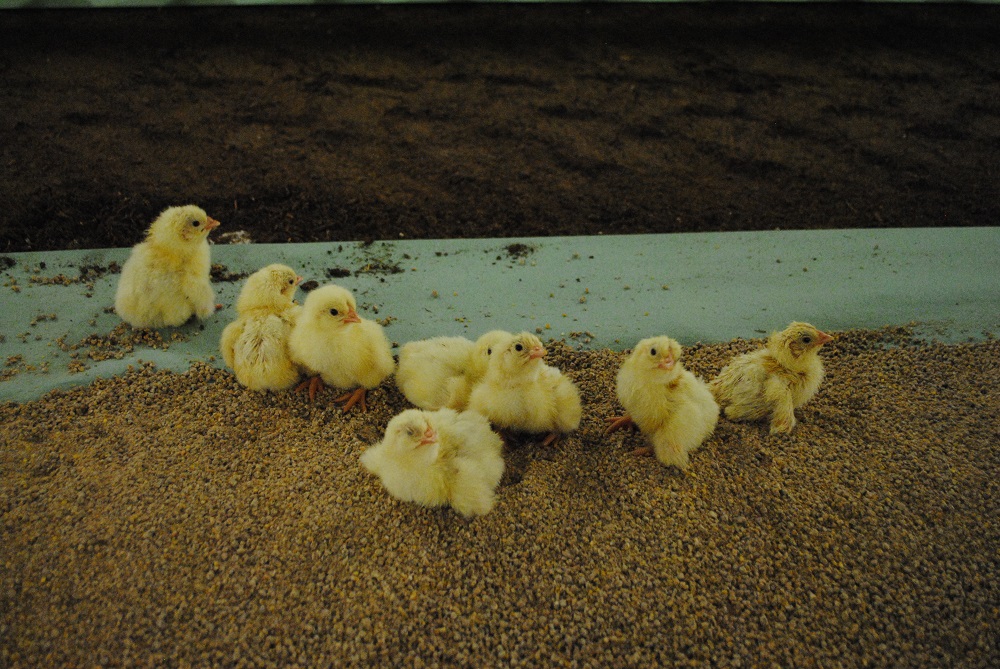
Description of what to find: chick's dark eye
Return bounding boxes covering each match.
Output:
[650,348,657,356]
[802,336,812,344]
[515,344,523,352]
[487,348,492,355]
[191,220,200,227]
[329,308,339,316]
[288,278,294,285]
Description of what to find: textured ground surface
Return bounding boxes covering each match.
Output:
[2,328,998,667]
[2,3,1000,252]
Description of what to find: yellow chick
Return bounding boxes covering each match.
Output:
[288,284,395,411]
[444,329,513,411]
[360,408,505,518]
[114,205,220,328]
[467,332,582,446]
[710,321,833,434]
[220,264,303,392]
[395,336,476,409]
[606,336,719,470]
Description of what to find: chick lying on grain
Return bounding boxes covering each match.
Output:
[288,284,394,411]
[396,330,512,411]
[114,205,221,329]
[606,336,719,470]
[710,321,832,434]
[360,408,505,518]
[220,264,302,392]
[396,336,475,409]
[467,332,582,446]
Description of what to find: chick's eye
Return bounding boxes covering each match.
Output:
[487,348,492,355]
[288,278,294,285]
[515,344,523,352]
[329,308,339,316]
[191,220,200,227]
[650,348,657,356]
[802,336,812,344]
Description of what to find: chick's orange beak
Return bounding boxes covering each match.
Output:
[343,309,361,324]
[418,426,438,446]
[657,355,675,371]
[294,276,303,286]
[815,330,833,346]
[204,216,221,232]
[529,346,546,360]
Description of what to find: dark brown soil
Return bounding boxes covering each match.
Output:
[2,3,998,252]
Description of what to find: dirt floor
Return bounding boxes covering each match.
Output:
[1,3,998,253]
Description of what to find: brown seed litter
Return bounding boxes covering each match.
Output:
[0,328,997,667]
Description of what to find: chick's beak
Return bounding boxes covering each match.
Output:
[419,426,438,447]
[657,355,675,371]
[343,309,361,324]
[529,346,546,360]
[204,216,221,232]
[815,330,833,346]
[294,276,303,286]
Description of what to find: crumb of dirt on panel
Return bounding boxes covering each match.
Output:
[504,243,536,260]
[211,264,249,283]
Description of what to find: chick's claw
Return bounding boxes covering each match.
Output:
[295,376,325,402]
[540,432,560,448]
[604,414,636,434]
[335,387,368,413]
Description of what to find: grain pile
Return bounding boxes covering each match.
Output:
[1,328,997,667]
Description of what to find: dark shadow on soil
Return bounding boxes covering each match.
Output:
[1,2,998,251]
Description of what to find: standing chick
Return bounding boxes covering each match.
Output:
[467,332,582,446]
[710,321,833,434]
[220,264,302,392]
[115,205,220,328]
[606,336,719,470]
[288,284,395,411]
[360,408,505,518]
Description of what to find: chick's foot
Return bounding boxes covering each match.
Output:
[295,376,325,402]
[335,387,368,413]
[605,415,635,434]
[540,432,561,448]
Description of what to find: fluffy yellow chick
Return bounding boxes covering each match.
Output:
[467,332,582,446]
[606,336,719,470]
[220,264,303,392]
[360,408,505,518]
[396,336,476,409]
[288,284,395,411]
[710,322,833,434]
[114,205,220,328]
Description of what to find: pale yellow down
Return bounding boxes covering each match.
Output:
[220,264,302,392]
[397,329,513,411]
[467,332,582,436]
[360,408,505,518]
[396,335,476,409]
[287,284,395,391]
[616,336,719,470]
[114,205,218,329]
[710,321,831,434]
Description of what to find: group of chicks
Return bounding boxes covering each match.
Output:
[113,206,834,518]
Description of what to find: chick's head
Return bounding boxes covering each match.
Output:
[147,205,220,246]
[302,284,361,330]
[383,409,440,461]
[627,336,683,382]
[496,332,546,375]
[471,330,513,376]
[770,322,833,361]
[238,264,301,312]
